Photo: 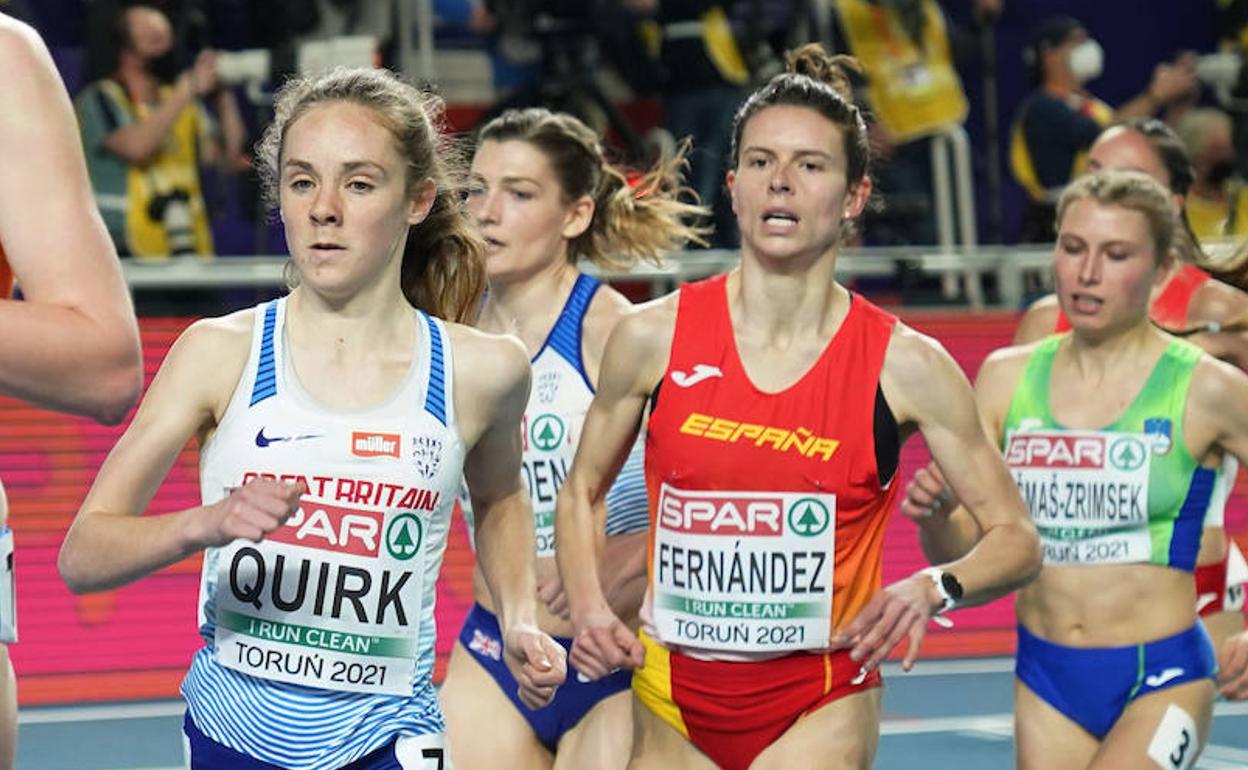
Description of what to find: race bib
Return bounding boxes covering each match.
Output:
[395,734,453,770]
[214,497,427,695]
[651,484,834,653]
[1006,430,1154,566]
[522,410,577,559]
[0,529,15,644]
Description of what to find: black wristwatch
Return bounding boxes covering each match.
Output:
[920,567,963,614]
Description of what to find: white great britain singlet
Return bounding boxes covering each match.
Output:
[184,298,463,769]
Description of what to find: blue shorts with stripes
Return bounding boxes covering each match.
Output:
[1015,622,1216,739]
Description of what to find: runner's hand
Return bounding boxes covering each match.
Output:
[1218,629,1248,700]
[900,461,957,521]
[836,573,940,673]
[193,478,304,548]
[502,623,567,709]
[570,607,644,681]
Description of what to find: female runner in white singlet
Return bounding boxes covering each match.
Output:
[57,67,564,770]
[441,107,705,770]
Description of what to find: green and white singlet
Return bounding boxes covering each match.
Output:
[1003,335,1217,570]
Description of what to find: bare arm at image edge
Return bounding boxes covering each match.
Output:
[0,17,141,424]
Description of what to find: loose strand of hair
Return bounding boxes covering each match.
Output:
[574,143,710,270]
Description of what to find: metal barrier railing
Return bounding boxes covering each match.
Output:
[930,124,982,306]
[119,246,1059,308]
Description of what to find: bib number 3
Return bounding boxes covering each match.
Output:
[1146,704,1198,770]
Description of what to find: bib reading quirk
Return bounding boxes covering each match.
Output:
[186,298,464,770]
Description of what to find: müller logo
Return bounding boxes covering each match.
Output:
[352,432,400,458]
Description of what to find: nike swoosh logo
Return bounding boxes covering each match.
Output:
[1196,592,1218,614]
[1144,667,1185,688]
[255,428,323,448]
[670,364,723,388]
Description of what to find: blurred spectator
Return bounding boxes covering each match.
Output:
[436,0,549,95]
[830,0,1000,246]
[1010,15,1197,242]
[435,0,496,41]
[1219,0,1248,50]
[630,0,746,246]
[296,0,393,43]
[76,4,245,259]
[1178,107,1248,239]
[478,0,547,93]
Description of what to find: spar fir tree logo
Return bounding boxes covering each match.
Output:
[1109,437,1147,472]
[787,498,831,537]
[530,414,565,452]
[386,513,423,560]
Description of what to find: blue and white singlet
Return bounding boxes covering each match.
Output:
[462,274,648,552]
[185,298,464,769]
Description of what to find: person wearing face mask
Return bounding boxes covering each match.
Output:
[1177,107,1248,240]
[1010,15,1197,243]
[75,4,246,259]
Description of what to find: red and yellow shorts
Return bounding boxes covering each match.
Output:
[632,630,881,770]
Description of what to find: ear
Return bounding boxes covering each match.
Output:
[726,169,738,216]
[408,179,438,225]
[842,176,872,219]
[561,195,595,240]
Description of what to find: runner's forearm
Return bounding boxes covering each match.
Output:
[476,488,541,633]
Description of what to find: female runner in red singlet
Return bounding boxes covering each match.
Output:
[553,44,1042,770]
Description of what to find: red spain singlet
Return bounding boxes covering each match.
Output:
[642,274,899,658]
[1055,263,1211,333]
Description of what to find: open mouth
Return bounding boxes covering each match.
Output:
[311,242,345,251]
[1069,293,1103,314]
[761,208,799,229]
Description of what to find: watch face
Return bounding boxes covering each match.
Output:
[941,571,963,600]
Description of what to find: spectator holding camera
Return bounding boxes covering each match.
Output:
[76,4,245,259]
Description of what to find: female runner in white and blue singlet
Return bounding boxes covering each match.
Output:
[57,67,565,770]
[440,108,705,770]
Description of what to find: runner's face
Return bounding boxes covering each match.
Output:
[727,105,868,263]
[1054,199,1161,334]
[467,139,590,284]
[279,102,433,301]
